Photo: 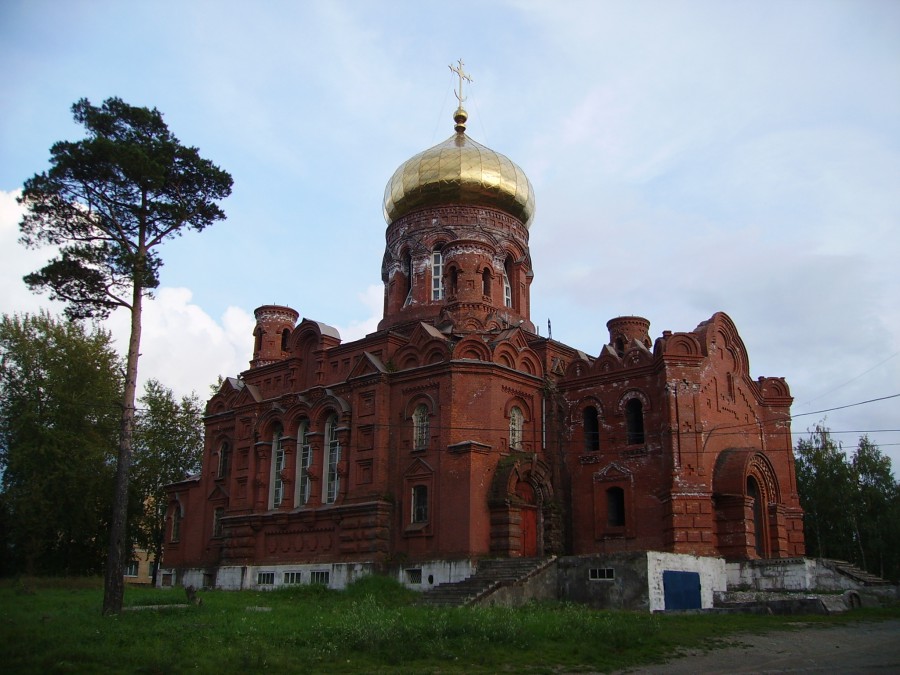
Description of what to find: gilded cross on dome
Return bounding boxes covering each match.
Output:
[449,59,473,132]
[449,59,473,104]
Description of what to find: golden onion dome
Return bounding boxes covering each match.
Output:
[383,108,536,227]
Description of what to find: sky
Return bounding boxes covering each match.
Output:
[1,0,898,470]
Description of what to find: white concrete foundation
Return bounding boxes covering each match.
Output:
[646,551,728,611]
[157,558,476,591]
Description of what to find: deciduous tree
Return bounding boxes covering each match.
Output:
[18,98,232,613]
[0,312,122,575]
[131,380,203,586]
[796,425,900,580]
[795,425,857,561]
[851,436,899,579]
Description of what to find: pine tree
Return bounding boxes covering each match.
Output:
[18,97,232,613]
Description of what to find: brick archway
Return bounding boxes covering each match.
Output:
[488,454,559,557]
[713,448,782,559]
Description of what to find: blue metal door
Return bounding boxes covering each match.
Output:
[663,570,701,610]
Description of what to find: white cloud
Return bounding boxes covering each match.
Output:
[2,189,255,400]
[334,283,384,343]
[104,289,255,400]
[0,189,65,318]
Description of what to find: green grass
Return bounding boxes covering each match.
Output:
[1,576,898,674]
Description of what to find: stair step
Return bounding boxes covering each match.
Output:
[824,559,893,586]
[420,557,552,607]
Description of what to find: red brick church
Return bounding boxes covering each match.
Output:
[161,74,804,591]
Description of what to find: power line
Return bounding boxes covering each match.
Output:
[797,351,900,409]
[791,393,900,418]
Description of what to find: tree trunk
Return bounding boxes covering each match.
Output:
[151,528,163,588]
[851,512,866,571]
[102,284,143,615]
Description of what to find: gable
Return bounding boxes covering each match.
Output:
[348,351,387,379]
[594,462,633,483]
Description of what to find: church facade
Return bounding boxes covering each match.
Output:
[160,93,804,591]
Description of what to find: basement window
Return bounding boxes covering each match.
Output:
[310,570,330,586]
[589,568,615,581]
[283,571,303,585]
[405,568,423,585]
[257,571,275,586]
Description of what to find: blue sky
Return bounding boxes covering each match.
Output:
[1,0,898,469]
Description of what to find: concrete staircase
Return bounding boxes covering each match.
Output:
[823,559,894,586]
[420,557,555,607]
[716,558,896,614]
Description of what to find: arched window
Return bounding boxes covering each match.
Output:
[583,406,600,452]
[270,424,285,508]
[323,414,341,504]
[217,442,232,479]
[607,487,625,527]
[253,327,263,356]
[503,258,513,308]
[413,404,429,450]
[747,476,765,557]
[625,398,645,445]
[171,504,182,542]
[296,419,311,506]
[403,251,413,306]
[431,248,444,300]
[482,268,491,297]
[509,406,524,449]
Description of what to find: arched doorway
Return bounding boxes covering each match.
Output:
[488,455,559,557]
[515,480,538,557]
[747,475,767,557]
[713,449,781,560]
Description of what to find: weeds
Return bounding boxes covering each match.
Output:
[1,576,897,674]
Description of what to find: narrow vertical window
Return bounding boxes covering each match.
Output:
[270,425,285,508]
[747,476,765,557]
[412,485,428,523]
[583,406,600,452]
[625,398,645,445]
[324,414,341,504]
[281,328,290,352]
[296,420,311,506]
[503,258,513,308]
[171,505,182,542]
[482,268,491,297]
[218,442,232,479]
[509,406,524,449]
[253,327,263,356]
[403,251,413,306]
[449,266,458,296]
[431,248,444,300]
[213,507,224,538]
[607,486,625,527]
[413,404,430,450]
